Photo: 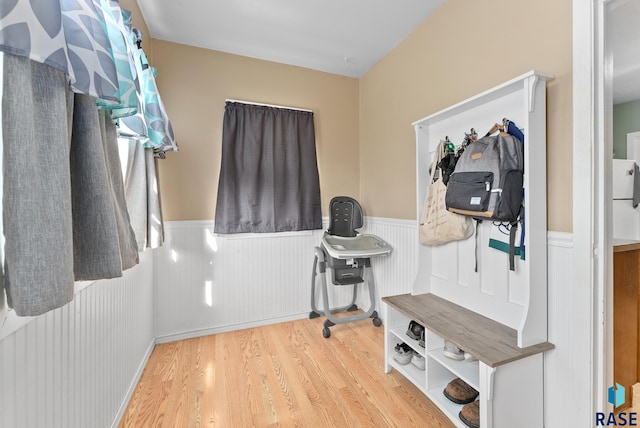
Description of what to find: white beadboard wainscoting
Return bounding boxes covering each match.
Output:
[0,250,154,428]
[544,232,574,428]
[154,218,418,342]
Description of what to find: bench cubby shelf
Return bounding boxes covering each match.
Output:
[383,293,553,428]
[383,71,554,428]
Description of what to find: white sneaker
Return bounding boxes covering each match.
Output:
[464,351,477,362]
[443,340,464,361]
[393,343,413,365]
[411,353,425,370]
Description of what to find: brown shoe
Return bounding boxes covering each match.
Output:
[459,400,480,428]
[443,378,479,405]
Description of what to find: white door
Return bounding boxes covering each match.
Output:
[613,199,640,240]
[613,159,636,199]
[627,131,640,161]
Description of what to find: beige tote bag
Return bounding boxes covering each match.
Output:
[420,141,474,246]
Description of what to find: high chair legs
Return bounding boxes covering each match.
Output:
[310,246,382,338]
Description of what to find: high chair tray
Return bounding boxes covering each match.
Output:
[322,234,392,259]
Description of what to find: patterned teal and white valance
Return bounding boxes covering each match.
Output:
[0,0,118,103]
[0,0,177,154]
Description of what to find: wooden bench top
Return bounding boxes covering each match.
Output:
[382,293,554,368]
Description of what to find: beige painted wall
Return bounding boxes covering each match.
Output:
[359,0,573,232]
[150,41,360,220]
[143,0,572,231]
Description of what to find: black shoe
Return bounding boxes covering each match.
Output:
[406,320,424,341]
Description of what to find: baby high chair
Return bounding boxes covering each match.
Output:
[310,196,392,338]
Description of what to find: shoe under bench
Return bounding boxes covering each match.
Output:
[382,293,554,428]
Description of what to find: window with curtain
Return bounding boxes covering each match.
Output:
[214,101,322,234]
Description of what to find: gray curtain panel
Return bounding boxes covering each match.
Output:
[214,102,322,233]
[119,138,164,249]
[100,110,139,270]
[2,53,75,316]
[2,53,141,316]
[146,149,164,248]
[70,96,138,281]
[121,137,148,249]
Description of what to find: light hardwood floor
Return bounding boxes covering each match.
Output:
[119,314,454,427]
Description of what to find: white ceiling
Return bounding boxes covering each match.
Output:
[610,0,640,104]
[135,0,444,78]
[136,0,639,103]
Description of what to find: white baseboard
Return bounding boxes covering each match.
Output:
[155,312,311,344]
[110,338,156,428]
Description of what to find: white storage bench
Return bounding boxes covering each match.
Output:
[383,293,553,428]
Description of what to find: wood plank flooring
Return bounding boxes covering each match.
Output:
[119,314,454,427]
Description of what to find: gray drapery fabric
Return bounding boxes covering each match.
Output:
[100,110,139,270]
[214,102,322,234]
[121,137,148,249]
[0,0,175,316]
[120,138,165,249]
[146,150,165,247]
[70,98,139,281]
[2,53,140,316]
[2,53,75,316]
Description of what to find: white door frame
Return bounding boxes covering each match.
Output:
[573,0,618,420]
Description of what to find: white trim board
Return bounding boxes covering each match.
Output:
[110,339,156,428]
[155,312,310,344]
[572,0,609,422]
